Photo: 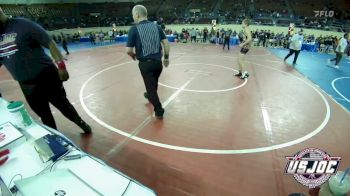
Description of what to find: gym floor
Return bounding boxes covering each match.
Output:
[0,42,349,195]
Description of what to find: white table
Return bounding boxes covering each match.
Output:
[0,98,156,196]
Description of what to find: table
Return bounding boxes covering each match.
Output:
[301,43,318,52]
[115,35,128,42]
[0,98,156,196]
[80,36,90,42]
[166,35,175,42]
[230,37,239,45]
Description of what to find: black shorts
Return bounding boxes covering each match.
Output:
[240,47,249,54]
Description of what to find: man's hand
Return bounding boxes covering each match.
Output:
[56,60,69,81]
[128,52,136,61]
[58,69,69,81]
[126,47,136,61]
[0,149,9,166]
[163,59,169,67]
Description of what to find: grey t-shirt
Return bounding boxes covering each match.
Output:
[0,18,54,82]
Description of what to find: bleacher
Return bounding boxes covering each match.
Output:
[160,0,189,14]
[220,0,245,12]
[157,0,190,24]
[188,0,216,12]
[0,0,348,31]
[46,4,73,18]
[1,5,26,17]
[141,0,161,15]
[255,0,287,14]
[289,0,328,17]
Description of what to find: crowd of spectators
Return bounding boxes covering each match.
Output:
[2,0,349,31]
[4,0,346,55]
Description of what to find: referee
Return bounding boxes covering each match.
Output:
[126,5,170,119]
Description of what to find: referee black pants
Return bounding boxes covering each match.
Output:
[139,59,163,112]
[19,66,83,129]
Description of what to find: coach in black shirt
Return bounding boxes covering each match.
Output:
[126,5,170,119]
[0,7,91,133]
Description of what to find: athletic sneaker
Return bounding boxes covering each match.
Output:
[155,108,165,119]
[234,72,242,77]
[334,65,340,69]
[240,72,249,79]
[77,120,92,134]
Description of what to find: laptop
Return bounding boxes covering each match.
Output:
[14,169,103,196]
[0,176,14,196]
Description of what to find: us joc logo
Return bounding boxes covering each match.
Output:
[285,148,341,188]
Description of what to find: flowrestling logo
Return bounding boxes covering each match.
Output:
[285,148,341,188]
[314,10,334,18]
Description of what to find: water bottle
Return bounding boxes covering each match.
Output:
[7,101,32,129]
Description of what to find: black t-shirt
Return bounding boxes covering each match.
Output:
[0,18,53,82]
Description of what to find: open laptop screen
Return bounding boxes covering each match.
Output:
[14,169,102,196]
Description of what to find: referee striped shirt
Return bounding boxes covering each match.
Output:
[127,20,166,61]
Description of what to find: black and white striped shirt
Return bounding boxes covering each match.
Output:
[127,20,166,61]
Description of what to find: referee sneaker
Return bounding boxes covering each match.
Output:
[126,5,170,119]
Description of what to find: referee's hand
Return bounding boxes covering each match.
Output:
[163,59,169,67]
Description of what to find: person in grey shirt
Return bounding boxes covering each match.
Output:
[284,29,304,66]
[328,33,349,69]
[0,8,91,133]
[190,28,196,43]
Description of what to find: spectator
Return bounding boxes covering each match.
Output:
[190,28,196,43]
[328,33,349,69]
[203,27,208,43]
[284,29,304,66]
[0,8,91,133]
